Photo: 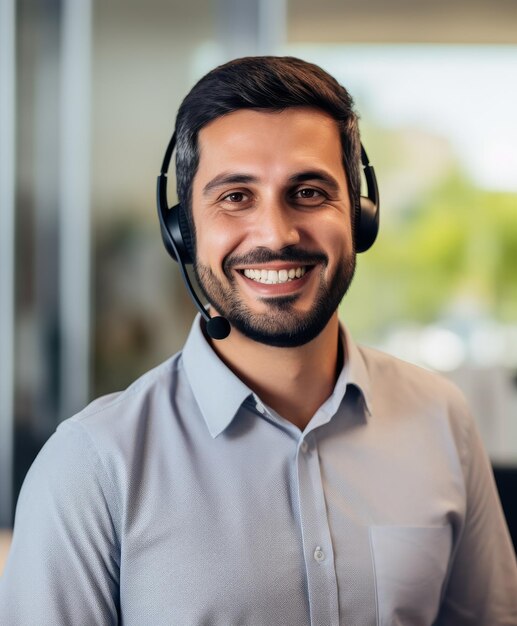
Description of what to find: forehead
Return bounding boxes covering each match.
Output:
[195,107,344,180]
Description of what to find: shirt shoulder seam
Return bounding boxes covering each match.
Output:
[59,419,123,549]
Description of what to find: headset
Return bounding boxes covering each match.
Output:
[157,130,380,340]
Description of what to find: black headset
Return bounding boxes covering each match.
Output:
[157,130,380,340]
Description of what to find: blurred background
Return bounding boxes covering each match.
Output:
[1,0,516,563]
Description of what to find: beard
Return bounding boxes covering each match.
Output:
[193,246,356,348]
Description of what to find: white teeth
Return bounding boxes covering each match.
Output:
[242,267,306,284]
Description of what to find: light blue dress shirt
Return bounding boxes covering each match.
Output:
[1,316,516,625]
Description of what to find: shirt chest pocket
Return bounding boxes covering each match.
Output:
[369,525,452,626]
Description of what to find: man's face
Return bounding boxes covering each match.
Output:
[191,107,355,347]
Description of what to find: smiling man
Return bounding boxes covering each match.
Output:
[190,106,357,429]
[1,57,516,626]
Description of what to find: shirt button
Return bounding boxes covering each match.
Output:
[314,546,325,562]
[300,440,308,453]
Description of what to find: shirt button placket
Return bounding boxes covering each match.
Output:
[296,434,339,626]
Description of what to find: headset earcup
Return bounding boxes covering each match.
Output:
[162,203,194,265]
[177,205,195,263]
[355,195,380,253]
[353,199,361,251]
[157,174,194,265]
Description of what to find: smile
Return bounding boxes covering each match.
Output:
[241,267,307,285]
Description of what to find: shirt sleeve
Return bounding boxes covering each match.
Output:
[0,421,120,625]
[437,395,517,625]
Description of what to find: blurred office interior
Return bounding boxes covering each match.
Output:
[1,0,516,568]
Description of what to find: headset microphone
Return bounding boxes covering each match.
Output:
[205,315,232,340]
[156,167,231,340]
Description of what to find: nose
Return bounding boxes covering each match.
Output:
[252,202,301,251]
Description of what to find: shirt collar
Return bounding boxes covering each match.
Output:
[341,324,373,417]
[182,315,252,438]
[181,315,373,438]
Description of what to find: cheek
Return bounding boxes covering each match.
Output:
[194,219,242,270]
[317,217,352,263]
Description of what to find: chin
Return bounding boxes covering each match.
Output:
[195,252,356,348]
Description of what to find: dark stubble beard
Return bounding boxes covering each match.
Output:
[193,247,356,348]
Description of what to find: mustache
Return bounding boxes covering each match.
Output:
[223,247,328,275]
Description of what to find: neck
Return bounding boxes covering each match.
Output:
[208,313,342,431]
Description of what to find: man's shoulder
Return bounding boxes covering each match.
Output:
[355,341,473,435]
[358,341,466,401]
[60,350,187,454]
[11,349,194,545]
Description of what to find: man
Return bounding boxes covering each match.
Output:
[1,56,516,625]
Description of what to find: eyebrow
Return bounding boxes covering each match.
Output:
[203,169,341,196]
[288,170,340,193]
[203,173,258,196]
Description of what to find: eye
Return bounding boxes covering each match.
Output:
[292,187,327,204]
[222,191,248,203]
[296,188,320,199]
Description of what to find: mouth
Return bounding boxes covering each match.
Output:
[238,266,309,285]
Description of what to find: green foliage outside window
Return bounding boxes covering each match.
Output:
[343,169,517,340]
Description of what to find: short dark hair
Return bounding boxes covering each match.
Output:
[174,56,361,248]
